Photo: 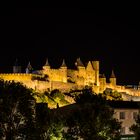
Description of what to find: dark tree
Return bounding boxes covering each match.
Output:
[36,103,65,140]
[0,79,36,140]
[64,88,121,140]
[130,115,140,140]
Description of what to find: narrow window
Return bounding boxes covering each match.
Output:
[120,112,125,119]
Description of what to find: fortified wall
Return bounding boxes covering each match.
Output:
[0,58,140,98]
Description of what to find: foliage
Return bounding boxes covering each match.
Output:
[0,79,36,140]
[64,88,121,140]
[50,89,65,100]
[36,103,65,140]
[130,114,140,140]
[103,88,123,100]
[50,89,69,106]
[0,80,122,139]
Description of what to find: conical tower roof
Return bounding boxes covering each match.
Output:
[61,59,67,67]
[44,58,50,66]
[26,61,33,70]
[110,70,116,78]
[75,58,84,67]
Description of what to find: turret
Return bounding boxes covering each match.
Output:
[92,61,100,86]
[75,58,84,67]
[99,73,106,92]
[109,70,116,86]
[99,74,106,85]
[43,58,50,70]
[60,59,67,68]
[85,61,95,85]
[75,58,86,77]
[25,62,33,73]
[13,59,21,73]
[60,59,67,83]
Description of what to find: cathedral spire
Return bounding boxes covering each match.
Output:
[75,58,84,67]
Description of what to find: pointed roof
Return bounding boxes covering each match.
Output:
[26,61,33,70]
[75,58,84,67]
[86,61,94,70]
[61,59,67,67]
[44,58,50,66]
[110,70,116,78]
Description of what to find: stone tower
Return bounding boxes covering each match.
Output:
[13,59,21,73]
[109,70,116,86]
[99,73,106,92]
[92,61,100,86]
[60,59,67,83]
[43,58,50,75]
[75,58,86,77]
[25,62,33,73]
[43,58,50,69]
[85,61,95,86]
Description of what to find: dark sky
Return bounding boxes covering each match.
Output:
[1,8,140,85]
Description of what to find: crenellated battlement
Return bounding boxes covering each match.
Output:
[0,59,140,99]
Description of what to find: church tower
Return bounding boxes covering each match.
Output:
[13,59,21,73]
[109,70,116,86]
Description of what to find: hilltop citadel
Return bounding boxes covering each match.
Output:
[0,58,140,100]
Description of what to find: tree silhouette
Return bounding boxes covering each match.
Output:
[0,79,36,140]
[64,88,121,140]
[130,114,140,140]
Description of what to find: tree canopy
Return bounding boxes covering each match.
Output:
[63,88,121,140]
[0,79,36,140]
[130,114,140,140]
[0,80,122,139]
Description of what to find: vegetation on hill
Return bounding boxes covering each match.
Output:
[33,89,70,108]
[102,88,123,100]
[0,80,122,139]
[63,87,121,140]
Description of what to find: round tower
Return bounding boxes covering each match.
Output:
[109,70,116,86]
[25,62,33,74]
[43,58,50,70]
[60,59,67,83]
[99,73,106,92]
[75,58,86,76]
[13,59,21,73]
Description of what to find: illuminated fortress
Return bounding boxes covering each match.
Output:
[0,58,140,99]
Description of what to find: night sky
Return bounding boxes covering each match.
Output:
[1,8,140,85]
